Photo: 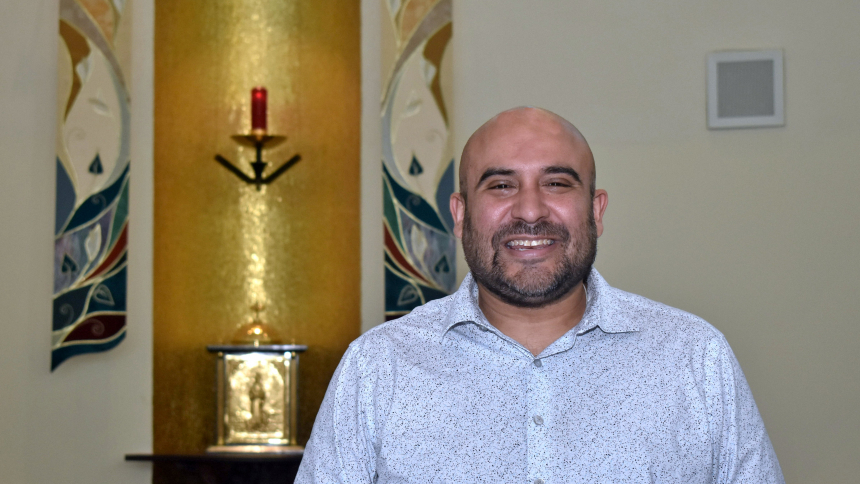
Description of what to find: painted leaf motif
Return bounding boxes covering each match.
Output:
[92,284,115,306]
[61,254,79,274]
[84,224,102,262]
[403,91,422,117]
[397,285,419,306]
[434,255,450,273]
[408,155,424,175]
[410,224,428,260]
[88,153,103,174]
[420,56,437,86]
[89,89,111,117]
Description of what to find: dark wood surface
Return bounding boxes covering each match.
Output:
[126,453,302,484]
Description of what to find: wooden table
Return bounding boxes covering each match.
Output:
[125,453,302,484]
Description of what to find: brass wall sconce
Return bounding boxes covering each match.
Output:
[214,87,302,190]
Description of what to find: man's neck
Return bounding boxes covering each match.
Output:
[476,282,588,356]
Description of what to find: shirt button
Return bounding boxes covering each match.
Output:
[533,359,542,368]
[533,415,544,425]
[534,479,545,484]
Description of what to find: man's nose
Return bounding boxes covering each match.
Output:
[510,185,549,223]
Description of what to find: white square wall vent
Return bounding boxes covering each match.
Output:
[707,49,784,129]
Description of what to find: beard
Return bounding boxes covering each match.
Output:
[462,204,597,308]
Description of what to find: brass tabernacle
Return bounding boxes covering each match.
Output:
[207,342,307,454]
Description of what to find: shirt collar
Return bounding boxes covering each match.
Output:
[577,268,641,334]
[440,272,487,339]
[441,268,641,340]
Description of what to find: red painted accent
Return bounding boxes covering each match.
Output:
[63,315,125,342]
[384,225,432,285]
[251,87,267,131]
[84,224,127,282]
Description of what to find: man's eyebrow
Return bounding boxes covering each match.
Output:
[543,165,582,183]
[477,168,516,186]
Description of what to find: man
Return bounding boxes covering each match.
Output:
[296,107,784,483]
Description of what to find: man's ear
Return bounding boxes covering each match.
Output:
[592,189,608,237]
[450,192,466,239]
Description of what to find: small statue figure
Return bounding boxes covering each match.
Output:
[248,371,267,431]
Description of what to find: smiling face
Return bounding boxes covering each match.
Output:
[451,108,608,308]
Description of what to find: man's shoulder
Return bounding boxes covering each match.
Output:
[348,293,455,357]
[601,282,727,345]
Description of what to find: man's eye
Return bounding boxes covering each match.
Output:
[489,183,512,189]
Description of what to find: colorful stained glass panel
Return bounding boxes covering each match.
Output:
[382,0,454,320]
[52,0,131,370]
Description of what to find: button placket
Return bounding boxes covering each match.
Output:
[528,355,551,484]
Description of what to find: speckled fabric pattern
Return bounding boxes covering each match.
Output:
[296,269,784,483]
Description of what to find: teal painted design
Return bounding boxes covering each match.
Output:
[383,163,457,318]
[385,265,423,314]
[384,263,452,320]
[382,173,403,247]
[434,158,456,233]
[61,254,79,275]
[52,283,93,331]
[399,210,456,292]
[54,207,115,293]
[53,0,131,369]
[86,266,127,314]
[55,158,76,235]
[62,164,129,234]
[51,330,125,371]
[434,255,450,274]
[383,163,448,234]
[109,179,129,247]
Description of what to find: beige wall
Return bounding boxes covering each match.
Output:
[449,1,860,482]
[3,0,858,482]
[0,1,153,483]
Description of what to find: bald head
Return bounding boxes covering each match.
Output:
[459,107,596,198]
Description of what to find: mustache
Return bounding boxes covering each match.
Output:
[490,220,571,248]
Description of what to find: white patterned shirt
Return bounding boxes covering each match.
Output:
[296,269,784,483]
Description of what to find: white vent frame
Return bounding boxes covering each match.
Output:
[707,49,784,129]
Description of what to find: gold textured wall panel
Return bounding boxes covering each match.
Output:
[154,0,360,453]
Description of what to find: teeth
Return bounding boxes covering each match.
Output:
[507,239,553,248]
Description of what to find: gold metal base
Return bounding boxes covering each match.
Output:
[230,134,286,148]
[206,444,304,455]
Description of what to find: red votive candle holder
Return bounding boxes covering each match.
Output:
[251,87,267,132]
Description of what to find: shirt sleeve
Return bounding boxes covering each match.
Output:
[295,343,379,483]
[705,335,785,484]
